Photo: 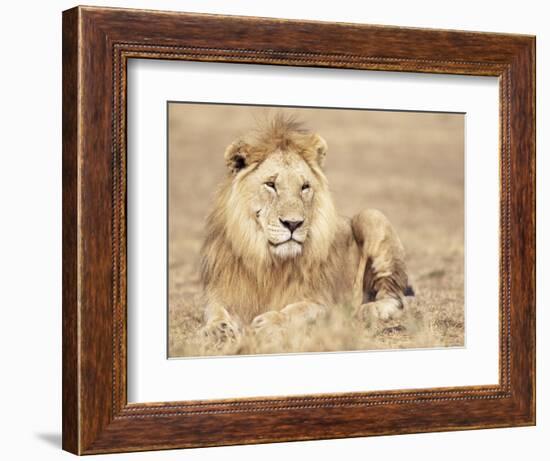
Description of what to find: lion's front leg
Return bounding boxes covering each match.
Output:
[282,301,328,325]
[251,302,327,340]
[201,302,243,353]
[350,209,410,326]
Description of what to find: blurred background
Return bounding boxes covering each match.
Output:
[168,103,464,356]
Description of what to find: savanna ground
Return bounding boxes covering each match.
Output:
[168,104,464,357]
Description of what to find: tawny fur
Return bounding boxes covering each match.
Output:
[199,115,410,349]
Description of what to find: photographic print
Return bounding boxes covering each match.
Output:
[62,8,536,452]
[168,103,465,358]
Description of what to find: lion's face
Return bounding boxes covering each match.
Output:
[248,152,316,259]
[213,117,338,267]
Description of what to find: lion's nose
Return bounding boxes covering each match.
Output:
[280,219,304,233]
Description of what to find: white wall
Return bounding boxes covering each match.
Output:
[0,1,545,459]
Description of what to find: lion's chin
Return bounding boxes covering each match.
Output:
[269,240,303,259]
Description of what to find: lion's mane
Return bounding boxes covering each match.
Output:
[200,116,356,322]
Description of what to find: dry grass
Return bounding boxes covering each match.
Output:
[168,104,464,357]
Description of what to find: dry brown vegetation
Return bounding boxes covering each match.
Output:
[168,104,464,357]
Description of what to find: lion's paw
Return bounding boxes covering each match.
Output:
[251,311,288,342]
[201,316,243,353]
[356,298,404,327]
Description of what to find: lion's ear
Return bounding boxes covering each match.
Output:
[311,134,328,168]
[224,140,250,174]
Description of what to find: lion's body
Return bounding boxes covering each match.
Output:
[199,115,410,349]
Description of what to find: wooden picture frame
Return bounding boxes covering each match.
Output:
[62,5,535,455]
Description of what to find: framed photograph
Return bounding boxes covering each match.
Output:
[62,6,535,455]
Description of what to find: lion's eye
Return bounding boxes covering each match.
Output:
[302,183,310,191]
[265,181,276,190]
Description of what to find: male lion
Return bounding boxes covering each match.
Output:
[200,115,410,351]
